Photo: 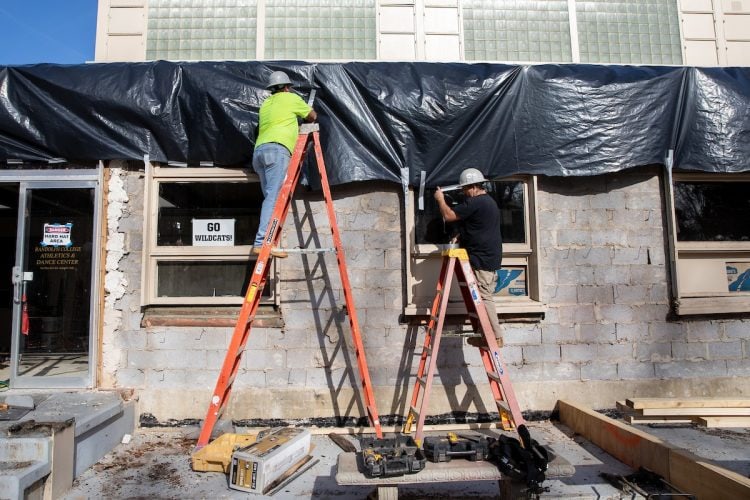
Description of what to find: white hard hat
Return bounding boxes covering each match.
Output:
[458,168,488,187]
[266,71,293,89]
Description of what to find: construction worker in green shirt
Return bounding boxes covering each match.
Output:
[252,70,317,258]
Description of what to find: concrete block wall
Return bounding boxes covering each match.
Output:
[103,166,750,421]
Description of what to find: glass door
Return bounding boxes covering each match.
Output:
[9,181,98,388]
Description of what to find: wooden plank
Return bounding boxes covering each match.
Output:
[627,415,696,425]
[697,417,750,428]
[558,400,750,499]
[627,398,750,410]
[557,400,672,479]
[641,407,750,417]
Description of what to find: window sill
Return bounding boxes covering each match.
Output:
[674,296,750,316]
[141,306,284,328]
[403,299,546,320]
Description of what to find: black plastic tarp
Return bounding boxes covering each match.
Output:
[0,61,748,186]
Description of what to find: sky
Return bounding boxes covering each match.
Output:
[0,0,98,66]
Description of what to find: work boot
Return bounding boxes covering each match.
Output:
[466,335,504,348]
[252,246,288,258]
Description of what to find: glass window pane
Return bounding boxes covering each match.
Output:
[147,0,258,60]
[576,0,682,64]
[462,0,572,63]
[264,0,376,60]
[415,181,525,245]
[674,182,750,242]
[157,261,270,297]
[157,181,261,246]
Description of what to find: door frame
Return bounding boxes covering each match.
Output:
[3,168,102,389]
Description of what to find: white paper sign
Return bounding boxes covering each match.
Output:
[192,219,235,246]
[41,223,73,247]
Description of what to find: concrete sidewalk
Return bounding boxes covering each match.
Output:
[62,421,635,499]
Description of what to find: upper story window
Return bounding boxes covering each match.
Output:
[142,166,276,306]
[406,176,544,316]
[668,173,750,315]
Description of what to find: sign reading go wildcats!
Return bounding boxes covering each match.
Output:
[192,219,235,246]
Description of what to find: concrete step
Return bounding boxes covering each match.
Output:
[0,391,136,500]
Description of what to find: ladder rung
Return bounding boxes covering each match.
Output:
[487,371,501,382]
[416,376,427,387]
[495,399,511,414]
[408,406,420,417]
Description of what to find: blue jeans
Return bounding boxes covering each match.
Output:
[252,143,291,246]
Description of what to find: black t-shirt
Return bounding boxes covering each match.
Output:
[452,193,502,271]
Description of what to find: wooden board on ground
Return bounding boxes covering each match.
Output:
[557,400,750,499]
[626,398,750,410]
[641,407,750,417]
[697,416,750,428]
[627,415,695,425]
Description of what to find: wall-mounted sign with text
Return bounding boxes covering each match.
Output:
[41,223,73,247]
[192,219,235,246]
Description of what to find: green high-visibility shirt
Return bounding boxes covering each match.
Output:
[255,91,312,154]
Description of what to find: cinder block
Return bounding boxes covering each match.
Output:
[617,361,656,379]
[671,342,707,361]
[590,191,625,209]
[578,285,615,304]
[724,321,750,340]
[115,368,145,387]
[364,231,401,249]
[561,344,595,363]
[595,343,633,361]
[544,284,577,304]
[541,324,576,344]
[502,324,541,345]
[592,230,628,246]
[727,358,750,376]
[581,362,618,380]
[266,368,306,386]
[616,323,646,342]
[648,322,686,342]
[244,349,286,370]
[635,342,671,362]
[630,265,667,285]
[687,322,722,342]
[522,344,561,363]
[614,285,650,305]
[579,323,616,344]
[511,362,580,382]
[707,341,743,360]
[573,248,612,266]
[655,360,728,379]
[594,265,630,285]
[557,230,591,246]
[557,266,595,286]
[596,304,637,324]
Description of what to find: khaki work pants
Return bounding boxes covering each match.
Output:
[474,269,503,341]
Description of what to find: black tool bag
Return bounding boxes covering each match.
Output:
[423,434,490,462]
[359,435,427,478]
[488,425,549,492]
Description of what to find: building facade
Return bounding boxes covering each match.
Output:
[0,1,747,425]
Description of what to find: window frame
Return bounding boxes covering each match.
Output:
[666,171,750,315]
[404,175,544,316]
[141,165,278,306]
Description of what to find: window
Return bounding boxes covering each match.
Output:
[147,0,259,61]
[576,0,682,64]
[462,0,573,63]
[264,0,377,60]
[142,167,276,306]
[668,173,750,315]
[405,176,543,316]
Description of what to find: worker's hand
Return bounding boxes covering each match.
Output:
[434,187,445,203]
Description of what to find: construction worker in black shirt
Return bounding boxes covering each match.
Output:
[434,168,504,347]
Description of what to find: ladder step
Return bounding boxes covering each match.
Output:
[495,399,511,414]
[408,406,420,417]
[416,376,427,387]
[487,371,501,382]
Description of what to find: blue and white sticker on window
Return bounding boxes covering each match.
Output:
[495,267,527,297]
[41,223,73,247]
[727,262,750,292]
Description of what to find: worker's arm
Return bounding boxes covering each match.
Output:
[305,109,317,123]
[434,187,459,222]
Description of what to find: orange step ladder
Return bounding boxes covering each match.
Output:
[196,123,383,447]
[402,248,525,445]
